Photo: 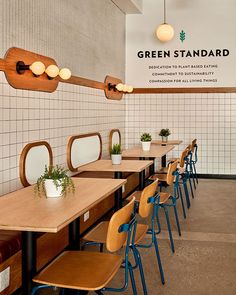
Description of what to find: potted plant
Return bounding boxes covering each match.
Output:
[140,133,152,151]
[110,144,122,165]
[159,128,171,142]
[35,165,75,198]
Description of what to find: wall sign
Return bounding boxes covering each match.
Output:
[126,0,236,88]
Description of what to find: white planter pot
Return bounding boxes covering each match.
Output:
[111,154,122,165]
[44,179,63,198]
[141,141,151,151]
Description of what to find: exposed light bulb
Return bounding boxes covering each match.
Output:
[45,64,60,78]
[122,84,129,92]
[29,61,45,75]
[127,86,133,93]
[116,83,124,91]
[156,23,174,42]
[59,68,71,80]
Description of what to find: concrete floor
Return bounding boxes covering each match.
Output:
[38,179,236,295]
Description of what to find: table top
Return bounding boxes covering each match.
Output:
[152,140,183,145]
[0,178,126,233]
[78,159,152,173]
[122,145,174,158]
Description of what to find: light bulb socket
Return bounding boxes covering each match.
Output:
[16,61,29,74]
[108,83,117,91]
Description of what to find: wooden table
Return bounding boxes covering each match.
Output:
[122,145,174,174]
[78,159,152,210]
[152,140,183,166]
[0,178,126,295]
[152,140,183,146]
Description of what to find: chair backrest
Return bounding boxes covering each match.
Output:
[106,197,135,253]
[19,141,53,187]
[166,160,178,185]
[179,148,189,168]
[139,180,158,218]
[191,138,197,152]
[67,132,102,172]
[109,129,121,155]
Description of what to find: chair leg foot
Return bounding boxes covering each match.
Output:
[153,235,165,284]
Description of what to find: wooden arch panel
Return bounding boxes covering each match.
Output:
[109,129,121,154]
[67,132,102,172]
[19,141,53,187]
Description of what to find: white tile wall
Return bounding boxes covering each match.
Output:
[125,93,236,175]
[0,73,125,196]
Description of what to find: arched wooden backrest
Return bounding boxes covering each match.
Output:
[179,148,189,168]
[19,141,53,187]
[191,138,197,152]
[106,197,135,253]
[139,180,158,218]
[109,129,121,154]
[166,160,178,185]
[67,132,102,172]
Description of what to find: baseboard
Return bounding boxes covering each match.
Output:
[198,174,236,179]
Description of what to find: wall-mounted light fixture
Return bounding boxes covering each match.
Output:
[16,61,45,76]
[16,60,71,80]
[156,0,174,42]
[108,82,133,93]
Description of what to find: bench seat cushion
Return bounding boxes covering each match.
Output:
[0,230,21,263]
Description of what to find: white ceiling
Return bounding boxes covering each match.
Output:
[111,0,143,14]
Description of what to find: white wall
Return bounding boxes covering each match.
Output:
[125,92,236,175]
[0,0,126,196]
[125,0,236,175]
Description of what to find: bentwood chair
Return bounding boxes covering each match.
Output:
[128,180,165,285]
[82,181,164,294]
[32,198,138,295]
[190,139,199,186]
[149,161,182,253]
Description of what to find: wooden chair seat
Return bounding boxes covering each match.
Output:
[156,167,168,174]
[33,250,122,291]
[127,190,142,202]
[83,221,148,246]
[149,173,167,182]
[159,192,170,204]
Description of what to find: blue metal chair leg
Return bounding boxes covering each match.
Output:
[128,262,137,295]
[153,234,165,284]
[172,199,181,236]
[31,285,52,295]
[190,165,196,189]
[132,247,148,295]
[178,185,186,219]
[188,176,195,198]
[193,162,198,184]
[182,177,191,208]
[163,205,175,253]
[155,204,161,234]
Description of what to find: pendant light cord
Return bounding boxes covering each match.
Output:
[164,0,166,23]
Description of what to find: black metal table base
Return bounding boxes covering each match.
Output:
[22,231,37,295]
[114,171,122,210]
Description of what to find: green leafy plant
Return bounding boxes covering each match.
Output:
[140,133,152,142]
[35,165,75,197]
[111,144,121,154]
[159,129,171,137]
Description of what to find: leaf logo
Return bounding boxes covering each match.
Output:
[180,30,186,42]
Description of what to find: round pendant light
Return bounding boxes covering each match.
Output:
[156,0,174,42]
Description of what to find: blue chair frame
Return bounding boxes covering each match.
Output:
[32,216,139,295]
